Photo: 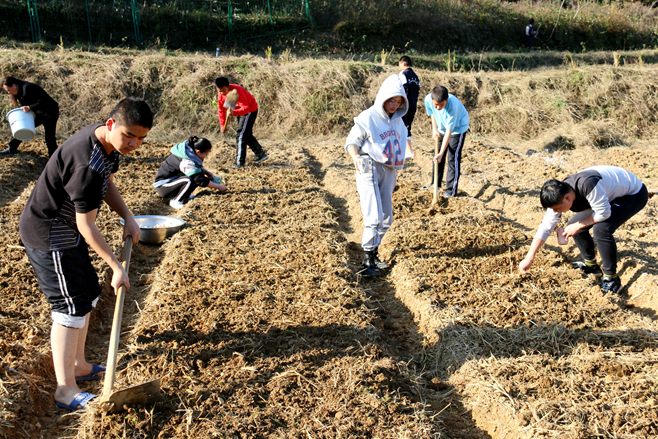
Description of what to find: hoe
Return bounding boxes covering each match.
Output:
[100,236,163,413]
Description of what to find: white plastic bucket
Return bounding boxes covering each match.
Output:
[7,108,36,141]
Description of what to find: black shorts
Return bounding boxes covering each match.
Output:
[25,240,101,319]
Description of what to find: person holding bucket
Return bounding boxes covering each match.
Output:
[2,76,60,157]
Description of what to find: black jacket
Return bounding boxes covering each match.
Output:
[16,81,59,118]
[155,154,210,188]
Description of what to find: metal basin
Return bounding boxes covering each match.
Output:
[120,215,185,245]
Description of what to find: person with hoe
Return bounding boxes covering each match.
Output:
[422,85,469,198]
[519,165,649,294]
[398,56,420,160]
[214,77,269,168]
[153,135,228,209]
[345,74,408,277]
[19,97,153,411]
[1,76,60,157]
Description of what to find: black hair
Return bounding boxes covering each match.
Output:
[399,56,412,67]
[214,77,229,88]
[431,85,449,103]
[529,18,534,24]
[2,76,23,88]
[188,135,212,153]
[109,97,153,129]
[540,179,572,209]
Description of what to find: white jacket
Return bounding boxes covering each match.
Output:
[344,74,409,170]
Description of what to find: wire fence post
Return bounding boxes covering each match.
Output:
[183,0,188,34]
[131,0,142,45]
[84,0,92,46]
[26,0,41,43]
[303,0,313,27]
[227,0,233,40]
[267,0,274,32]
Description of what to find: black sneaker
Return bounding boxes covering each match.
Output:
[360,251,381,277]
[572,261,603,277]
[230,163,246,169]
[372,248,388,269]
[0,147,18,156]
[601,276,622,294]
[253,152,269,164]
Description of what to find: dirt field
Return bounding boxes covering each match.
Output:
[1,58,658,438]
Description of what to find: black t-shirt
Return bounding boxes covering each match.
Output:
[399,68,420,115]
[563,169,601,212]
[19,124,120,251]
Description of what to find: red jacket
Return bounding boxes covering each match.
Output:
[217,84,258,127]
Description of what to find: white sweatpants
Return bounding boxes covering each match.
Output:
[355,156,398,251]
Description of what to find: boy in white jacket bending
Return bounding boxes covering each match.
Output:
[345,75,408,276]
[519,165,649,294]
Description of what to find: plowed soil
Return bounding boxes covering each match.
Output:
[1,127,657,439]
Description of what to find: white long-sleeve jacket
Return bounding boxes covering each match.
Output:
[344,74,409,170]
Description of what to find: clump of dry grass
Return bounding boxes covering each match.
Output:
[452,346,658,438]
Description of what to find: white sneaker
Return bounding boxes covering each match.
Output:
[169,200,184,209]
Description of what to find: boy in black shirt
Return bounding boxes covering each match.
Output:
[1,76,60,157]
[19,97,153,411]
[398,56,420,159]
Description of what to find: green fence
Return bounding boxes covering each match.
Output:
[0,0,312,48]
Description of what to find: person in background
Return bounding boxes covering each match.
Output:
[154,135,228,209]
[19,97,153,411]
[398,56,420,160]
[345,75,408,277]
[214,77,269,168]
[1,76,60,157]
[519,165,649,295]
[525,18,538,50]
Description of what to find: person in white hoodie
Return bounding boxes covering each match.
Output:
[345,75,408,277]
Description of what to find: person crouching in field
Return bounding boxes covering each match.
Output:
[154,135,228,209]
[1,76,60,157]
[19,98,153,411]
[519,165,649,294]
[345,74,408,277]
[214,77,269,168]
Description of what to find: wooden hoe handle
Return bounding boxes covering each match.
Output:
[432,136,440,205]
[102,236,133,399]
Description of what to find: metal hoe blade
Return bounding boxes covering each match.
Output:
[101,379,163,414]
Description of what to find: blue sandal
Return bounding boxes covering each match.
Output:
[75,364,106,382]
[55,391,96,411]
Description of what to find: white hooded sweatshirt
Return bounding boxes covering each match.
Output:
[344,74,409,170]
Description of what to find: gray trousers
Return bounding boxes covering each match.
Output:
[355,157,398,251]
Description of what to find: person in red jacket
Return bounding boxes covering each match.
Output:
[214,77,269,168]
